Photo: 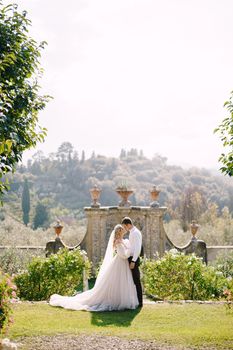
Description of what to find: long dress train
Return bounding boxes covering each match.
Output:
[49,239,139,311]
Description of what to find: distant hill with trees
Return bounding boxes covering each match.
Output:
[2,142,233,232]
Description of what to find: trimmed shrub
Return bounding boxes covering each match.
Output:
[14,248,91,301]
[142,250,227,300]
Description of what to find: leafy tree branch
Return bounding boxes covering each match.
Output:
[214,91,233,176]
[0,2,50,198]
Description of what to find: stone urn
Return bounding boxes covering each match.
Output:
[90,185,101,208]
[149,185,160,207]
[190,220,199,240]
[53,221,63,237]
[116,187,134,207]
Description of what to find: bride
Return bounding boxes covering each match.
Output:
[49,224,139,311]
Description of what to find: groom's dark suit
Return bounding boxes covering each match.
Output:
[128,226,143,307]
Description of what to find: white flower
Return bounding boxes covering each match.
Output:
[170,248,179,255]
[215,271,223,276]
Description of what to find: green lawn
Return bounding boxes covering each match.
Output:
[9,302,233,349]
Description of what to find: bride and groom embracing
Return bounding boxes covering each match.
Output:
[50,217,143,311]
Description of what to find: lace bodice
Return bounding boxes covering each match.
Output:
[116,239,131,259]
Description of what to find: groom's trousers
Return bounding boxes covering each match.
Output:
[128,256,143,306]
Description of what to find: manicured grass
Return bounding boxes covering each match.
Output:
[9,302,233,349]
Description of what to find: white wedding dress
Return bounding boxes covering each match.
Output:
[49,238,139,311]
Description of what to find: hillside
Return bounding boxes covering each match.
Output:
[2,144,233,231]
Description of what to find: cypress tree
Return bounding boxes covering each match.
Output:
[81,150,85,163]
[33,202,49,229]
[22,179,30,226]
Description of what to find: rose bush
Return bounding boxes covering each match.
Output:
[0,271,17,334]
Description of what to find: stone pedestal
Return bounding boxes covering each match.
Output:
[45,237,66,257]
[45,237,79,257]
[165,227,208,264]
[80,206,167,267]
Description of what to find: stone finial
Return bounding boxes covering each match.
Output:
[150,185,160,208]
[115,186,134,207]
[53,220,63,237]
[90,185,101,208]
[190,220,199,240]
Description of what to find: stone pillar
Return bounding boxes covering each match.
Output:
[80,206,167,267]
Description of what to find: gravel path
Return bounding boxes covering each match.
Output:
[15,335,225,350]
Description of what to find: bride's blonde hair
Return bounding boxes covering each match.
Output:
[113,224,124,247]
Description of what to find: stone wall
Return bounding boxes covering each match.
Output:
[207,246,233,262]
[79,205,232,267]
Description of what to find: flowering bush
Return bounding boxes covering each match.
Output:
[213,251,233,278]
[223,278,233,309]
[0,271,17,334]
[14,248,91,301]
[142,251,227,300]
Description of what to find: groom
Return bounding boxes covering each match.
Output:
[121,217,143,307]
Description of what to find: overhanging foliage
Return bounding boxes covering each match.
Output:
[0,2,50,198]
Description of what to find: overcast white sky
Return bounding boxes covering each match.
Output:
[14,0,233,168]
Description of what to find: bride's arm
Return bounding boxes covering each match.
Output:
[116,242,131,259]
